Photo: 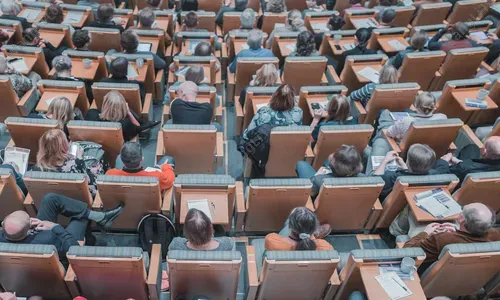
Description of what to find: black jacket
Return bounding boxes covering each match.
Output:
[88,20,125,33]
[335,46,377,75]
[238,123,275,178]
[0,15,31,30]
[450,158,500,182]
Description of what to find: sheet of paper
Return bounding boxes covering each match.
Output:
[388,39,407,50]
[62,11,84,25]
[187,199,212,221]
[3,147,30,175]
[175,66,190,77]
[357,67,380,83]
[137,42,152,52]
[352,18,377,29]
[379,264,414,281]
[375,272,413,300]
[45,97,55,106]
[274,23,285,29]
[318,100,329,109]
[343,43,355,50]
[127,64,139,79]
[20,8,40,21]
[311,23,328,31]
[390,112,410,121]
[188,41,201,53]
[9,58,28,72]
[371,156,398,171]
[403,0,413,5]
[286,43,296,51]
[144,167,161,172]
[417,196,448,217]
[256,103,268,110]
[470,31,489,40]
[434,191,462,217]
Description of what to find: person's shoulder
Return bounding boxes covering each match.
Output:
[105,168,124,175]
[169,237,188,250]
[215,237,236,250]
[265,233,289,250]
[292,106,303,113]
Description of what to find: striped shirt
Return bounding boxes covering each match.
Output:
[350,83,375,108]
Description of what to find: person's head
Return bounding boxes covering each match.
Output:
[52,55,72,76]
[177,81,198,102]
[288,207,319,250]
[44,4,64,24]
[405,144,436,174]
[109,57,129,78]
[182,0,198,11]
[379,8,396,25]
[269,84,296,111]
[450,22,469,40]
[0,29,9,45]
[325,94,350,122]
[1,1,21,16]
[36,129,70,170]
[183,208,214,247]
[266,0,286,13]
[328,145,363,176]
[240,8,256,29]
[147,0,163,9]
[97,3,115,23]
[120,30,139,52]
[2,211,31,241]
[72,29,91,49]
[184,65,205,85]
[295,30,315,56]
[410,31,427,50]
[354,28,371,48]
[327,15,345,31]
[23,28,41,46]
[47,96,74,128]
[139,7,156,27]
[235,0,248,11]
[183,11,199,29]
[287,10,304,31]
[459,203,494,236]
[254,64,279,87]
[414,92,436,116]
[349,0,362,5]
[378,64,398,84]
[120,141,143,169]
[247,29,264,50]
[100,91,128,121]
[194,41,214,56]
[482,136,500,159]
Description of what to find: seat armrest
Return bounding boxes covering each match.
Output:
[141,93,153,121]
[351,100,367,124]
[216,132,224,167]
[481,61,495,74]
[156,130,165,164]
[155,70,165,102]
[64,265,80,298]
[17,87,38,116]
[235,181,246,232]
[23,194,37,217]
[162,104,170,124]
[324,270,341,300]
[235,100,244,136]
[382,129,402,153]
[246,245,259,300]
[161,187,173,218]
[326,65,341,84]
[92,192,103,210]
[365,198,383,230]
[215,106,224,125]
[305,196,315,212]
[305,144,314,164]
[147,244,162,300]
[227,69,235,102]
[460,125,484,149]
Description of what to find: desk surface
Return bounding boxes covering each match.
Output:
[278,40,297,57]
[62,10,88,28]
[404,188,460,223]
[451,89,498,112]
[328,37,357,56]
[306,95,330,118]
[351,17,378,30]
[138,36,160,54]
[39,30,65,48]
[37,91,79,112]
[378,36,410,54]
[361,265,426,300]
[179,191,229,225]
[309,19,330,34]
[50,58,99,81]
[6,54,36,76]
[0,26,16,42]
[352,64,382,83]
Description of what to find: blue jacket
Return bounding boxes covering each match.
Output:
[229,48,275,73]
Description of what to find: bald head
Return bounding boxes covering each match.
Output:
[177,81,198,102]
[3,211,30,241]
[462,203,494,236]
[483,136,500,159]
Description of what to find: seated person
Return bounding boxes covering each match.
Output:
[229,29,274,73]
[310,95,358,147]
[243,84,303,140]
[302,0,326,16]
[376,8,396,28]
[391,31,428,69]
[0,29,9,46]
[85,90,160,141]
[51,55,94,103]
[341,0,364,16]
[169,42,221,72]
[428,22,479,53]
[167,65,221,106]
[224,7,256,43]
[289,31,320,57]
[335,28,377,74]
[373,144,450,200]
[0,193,123,258]
[31,129,105,196]
[0,163,28,196]
[22,28,61,68]
[88,4,125,33]
[239,63,279,107]
[100,57,146,104]
[349,64,398,108]
[265,207,333,251]
[180,0,198,11]
[42,4,75,35]
[0,54,34,99]
[30,96,81,139]
[216,0,248,26]
[106,142,175,191]
[266,10,307,49]
[441,136,500,182]
[72,29,91,51]
[136,7,159,29]
[174,11,224,51]
[485,33,499,66]
[296,145,363,198]
[169,208,235,251]
[314,15,345,49]
[108,30,167,71]
[0,1,30,30]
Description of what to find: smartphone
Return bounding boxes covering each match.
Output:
[334,45,342,51]
[311,103,321,110]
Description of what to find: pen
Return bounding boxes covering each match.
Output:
[211,202,216,216]
[392,278,409,293]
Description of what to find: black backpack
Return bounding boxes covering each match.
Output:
[138,214,176,259]
[237,123,276,178]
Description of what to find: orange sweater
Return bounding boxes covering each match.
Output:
[106,164,175,191]
[264,233,334,251]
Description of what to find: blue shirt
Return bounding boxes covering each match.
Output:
[229,48,275,73]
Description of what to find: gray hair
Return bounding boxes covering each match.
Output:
[247,29,263,50]
[240,8,255,29]
[120,142,143,169]
[1,1,21,15]
[406,144,436,174]
[52,55,72,73]
[463,204,494,236]
[139,7,155,27]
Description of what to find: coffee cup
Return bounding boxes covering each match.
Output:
[82,58,92,69]
[477,89,489,100]
[333,34,341,42]
[400,257,417,274]
[136,58,145,68]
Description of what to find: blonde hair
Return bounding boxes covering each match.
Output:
[287,10,304,31]
[379,64,398,84]
[326,95,350,122]
[99,91,128,121]
[414,92,436,115]
[47,96,74,128]
[255,64,278,87]
[36,129,70,171]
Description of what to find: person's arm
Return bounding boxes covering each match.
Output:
[391,52,403,69]
[373,151,400,175]
[36,221,80,254]
[159,164,175,190]
[432,158,451,174]
[349,84,371,102]
[428,26,449,50]
[403,223,443,263]
[229,54,238,73]
[0,164,28,196]
[152,54,167,70]
[266,30,275,48]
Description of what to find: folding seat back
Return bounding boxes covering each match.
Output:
[243,178,312,232]
[114,8,134,28]
[0,243,70,300]
[173,55,217,85]
[341,54,388,93]
[250,239,340,300]
[228,31,269,61]
[446,0,488,23]
[282,56,328,92]
[430,47,489,91]
[63,49,108,81]
[375,6,415,27]
[298,85,349,124]
[19,1,49,24]
[33,22,73,48]
[175,31,216,53]
[153,10,175,38]
[67,120,124,167]
[411,2,452,26]
[367,27,409,52]
[357,82,420,125]
[179,11,216,32]
[333,248,426,300]
[343,9,377,30]
[37,79,90,115]
[197,0,223,12]
[0,75,38,123]
[223,12,256,35]
[374,174,459,229]
[242,86,278,132]
[83,27,121,52]
[260,12,288,35]
[286,0,308,11]
[0,168,26,221]
[5,117,59,163]
[95,176,162,229]
[0,19,23,44]
[92,82,150,119]
[465,20,493,34]
[266,126,312,177]
[2,45,50,78]
[313,124,373,169]
[132,29,166,56]
[232,56,279,100]
[398,51,446,90]
[409,23,446,38]
[421,242,500,298]
[453,171,500,214]
[315,176,385,231]
[60,4,93,28]
[108,52,156,96]
[168,250,242,300]
[304,11,339,33]
[318,29,357,57]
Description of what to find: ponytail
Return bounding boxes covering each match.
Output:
[288,207,319,251]
[296,233,317,251]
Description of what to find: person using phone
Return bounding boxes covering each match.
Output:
[427,22,480,53]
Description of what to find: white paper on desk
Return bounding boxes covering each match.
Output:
[470,31,489,40]
[188,40,201,53]
[20,8,41,21]
[403,0,413,5]
[390,112,410,121]
[9,58,28,72]
[187,199,212,221]
[379,264,414,281]
[434,191,462,217]
[311,23,329,31]
[256,103,268,110]
[112,17,123,24]
[62,11,84,24]
[286,43,296,51]
[417,196,448,217]
[127,64,139,78]
[343,43,355,50]
[144,167,161,172]
[274,23,285,29]
[137,42,152,52]
[357,67,380,83]
[4,147,30,176]
[45,97,55,106]
[375,272,412,300]
[388,39,407,50]
[352,18,377,29]
[371,156,398,171]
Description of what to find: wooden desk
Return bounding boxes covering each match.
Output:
[154,19,170,32]
[5,54,36,76]
[127,62,148,82]
[328,38,357,56]
[377,36,410,54]
[361,265,426,300]
[38,30,65,48]
[234,40,249,55]
[62,10,88,28]
[18,8,45,23]
[48,58,99,81]
[175,65,215,85]
[277,40,296,57]
[0,27,16,42]
[451,89,498,124]
[352,64,383,84]
[306,95,329,118]
[309,19,330,34]
[179,190,229,225]
[36,91,79,112]
[404,188,460,223]
[112,16,129,29]
[351,17,378,30]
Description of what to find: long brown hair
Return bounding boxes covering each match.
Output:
[36,129,70,171]
[269,84,296,111]
[47,96,74,128]
[326,95,350,122]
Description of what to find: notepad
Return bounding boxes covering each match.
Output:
[240,43,250,50]
[379,264,414,281]
[20,8,41,21]
[286,43,296,51]
[62,11,84,24]
[256,103,268,110]
[342,43,355,50]
[274,23,285,29]
[351,18,377,29]
[388,39,407,50]
[357,67,380,83]
[414,188,462,218]
[137,42,152,52]
[4,147,30,175]
[127,64,139,78]
[9,58,28,72]
[311,23,329,31]
[470,31,489,40]
[187,199,212,221]
[375,272,412,300]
